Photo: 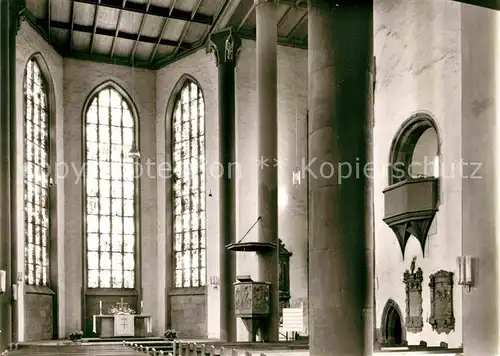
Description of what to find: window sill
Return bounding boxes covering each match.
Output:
[169,286,206,296]
[25,284,55,295]
[85,288,138,296]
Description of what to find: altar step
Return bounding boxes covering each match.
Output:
[6,344,144,355]
[83,337,163,344]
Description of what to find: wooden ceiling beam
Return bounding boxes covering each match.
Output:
[237,3,255,31]
[171,0,202,57]
[286,10,307,37]
[74,0,213,25]
[110,0,127,59]
[277,7,292,28]
[236,28,307,49]
[130,0,152,64]
[199,0,231,48]
[68,0,75,50]
[47,0,51,43]
[149,0,178,64]
[47,19,193,49]
[89,0,101,54]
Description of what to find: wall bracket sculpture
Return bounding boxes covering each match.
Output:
[403,257,423,333]
[429,270,455,334]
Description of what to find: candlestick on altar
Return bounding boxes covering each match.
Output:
[99,300,102,315]
[141,300,144,314]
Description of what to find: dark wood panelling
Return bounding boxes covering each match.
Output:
[84,293,138,337]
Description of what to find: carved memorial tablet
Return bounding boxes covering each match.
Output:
[403,257,423,333]
[429,270,455,334]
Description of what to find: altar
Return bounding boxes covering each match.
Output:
[92,314,152,337]
[92,298,152,337]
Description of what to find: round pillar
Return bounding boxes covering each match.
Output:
[208,28,242,342]
[255,0,279,342]
[308,1,373,355]
[0,0,22,350]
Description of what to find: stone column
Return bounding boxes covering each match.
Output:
[255,0,279,342]
[308,1,373,355]
[460,5,500,355]
[0,0,21,350]
[207,28,241,342]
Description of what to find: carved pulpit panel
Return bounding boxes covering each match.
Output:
[403,257,423,333]
[252,284,270,314]
[429,270,455,334]
[234,281,270,317]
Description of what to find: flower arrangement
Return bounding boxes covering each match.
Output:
[69,330,83,341]
[109,305,135,315]
[164,329,177,340]
[108,298,136,315]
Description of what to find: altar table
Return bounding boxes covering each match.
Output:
[92,314,152,337]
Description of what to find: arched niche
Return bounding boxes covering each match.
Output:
[381,299,406,346]
[383,113,441,257]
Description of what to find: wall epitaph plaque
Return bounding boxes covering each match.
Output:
[403,257,423,333]
[429,270,455,334]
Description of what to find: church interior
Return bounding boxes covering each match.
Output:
[0,0,499,355]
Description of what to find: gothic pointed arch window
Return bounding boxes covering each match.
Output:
[84,84,138,289]
[24,58,51,286]
[172,79,206,288]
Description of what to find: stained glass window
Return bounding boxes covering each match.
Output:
[24,59,50,286]
[172,81,206,288]
[85,86,137,289]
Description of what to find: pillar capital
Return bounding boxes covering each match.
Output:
[207,28,242,67]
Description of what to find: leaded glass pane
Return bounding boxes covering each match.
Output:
[100,270,111,288]
[124,271,134,288]
[100,252,111,270]
[124,253,134,270]
[172,82,206,288]
[112,234,123,252]
[85,86,137,289]
[200,268,206,285]
[88,252,99,270]
[24,59,50,286]
[124,235,134,253]
[88,270,99,288]
[88,233,99,251]
[112,273,123,288]
[175,270,182,288]
[100,234,111,251]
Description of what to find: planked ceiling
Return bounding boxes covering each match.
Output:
[22,0,308,69]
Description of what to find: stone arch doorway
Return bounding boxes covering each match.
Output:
[381,299,405,346]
